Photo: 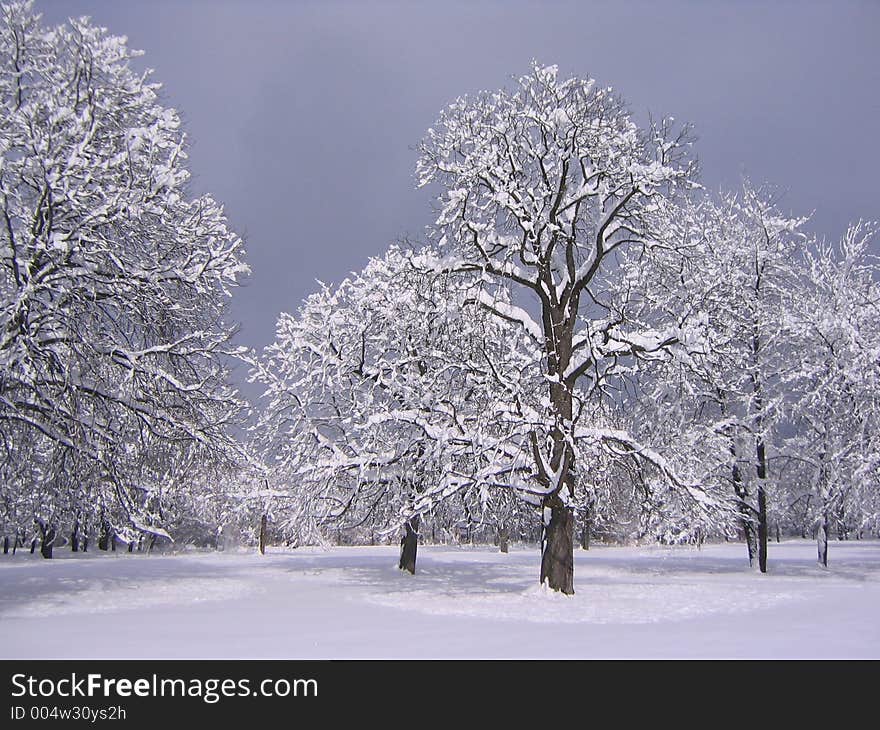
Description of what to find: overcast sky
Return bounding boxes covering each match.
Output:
[37,0,880,399]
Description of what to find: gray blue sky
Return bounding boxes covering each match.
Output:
[37,0,880,398]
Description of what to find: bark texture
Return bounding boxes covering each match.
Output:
[540,500,574,594]
[398,516,420,574]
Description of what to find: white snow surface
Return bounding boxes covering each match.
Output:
[1,540,878,659]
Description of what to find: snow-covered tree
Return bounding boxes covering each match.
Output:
[786,223,880,564]
[632,184,808,570]
[698,187,806,571]
[251,243,541,572]
[415,63,728,592]
[0,2,248,551]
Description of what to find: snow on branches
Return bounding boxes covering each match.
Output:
[0,2,248,548]
[250,244,538,543]
[416,62,721,591]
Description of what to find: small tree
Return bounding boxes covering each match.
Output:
[251,244,532,573]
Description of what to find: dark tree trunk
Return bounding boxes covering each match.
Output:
[39,528,56,559]
[754,434,769,572]
[757,480,768,573]
[818,513,829,567]
[30,538,37,554]
[580,507,592,550]
[35,519,56,559]
[70,520,80,553]
[775,521,781,543]
[751,319,769,573]
[82,536,88,552]
[536,300,578,594]
[98,518,111,551]
[259,514,268,555]
[837,512,848,541]
[498,526,509,554]
[398,516,420,574]
[744,520,758,568]
[731,454,759,569]
[540,498,574,594]
[801,494,811,539]
[2,536,8,554]
[734,507,759,569]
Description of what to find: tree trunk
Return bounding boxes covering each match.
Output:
[740,517,759,570]
[82,536,88,552]
[801,494,811,539]
[70,519,80,553]
[817,513,829,567]
[30,538,37,554]
[756,440,768,573]
[2,536,8,555]
[35,519,56,559]
[398,516,420,574]
[750,315,769,573]
[757,483,768,573]
[259,514,268,555]
[39,528,56,559]
[580,507,592,551]
[98,518,111,551]
[731,459,759,570]
[541,499,574,594]
[775,521,781,543]
[837,513,848,541]
[538,302,577,594]
[498,526,509,554]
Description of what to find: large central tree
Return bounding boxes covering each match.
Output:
[416,63,699,592]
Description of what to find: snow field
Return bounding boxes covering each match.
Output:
[1,539,877,659]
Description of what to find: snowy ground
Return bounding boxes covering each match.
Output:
[1,539,877,659]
